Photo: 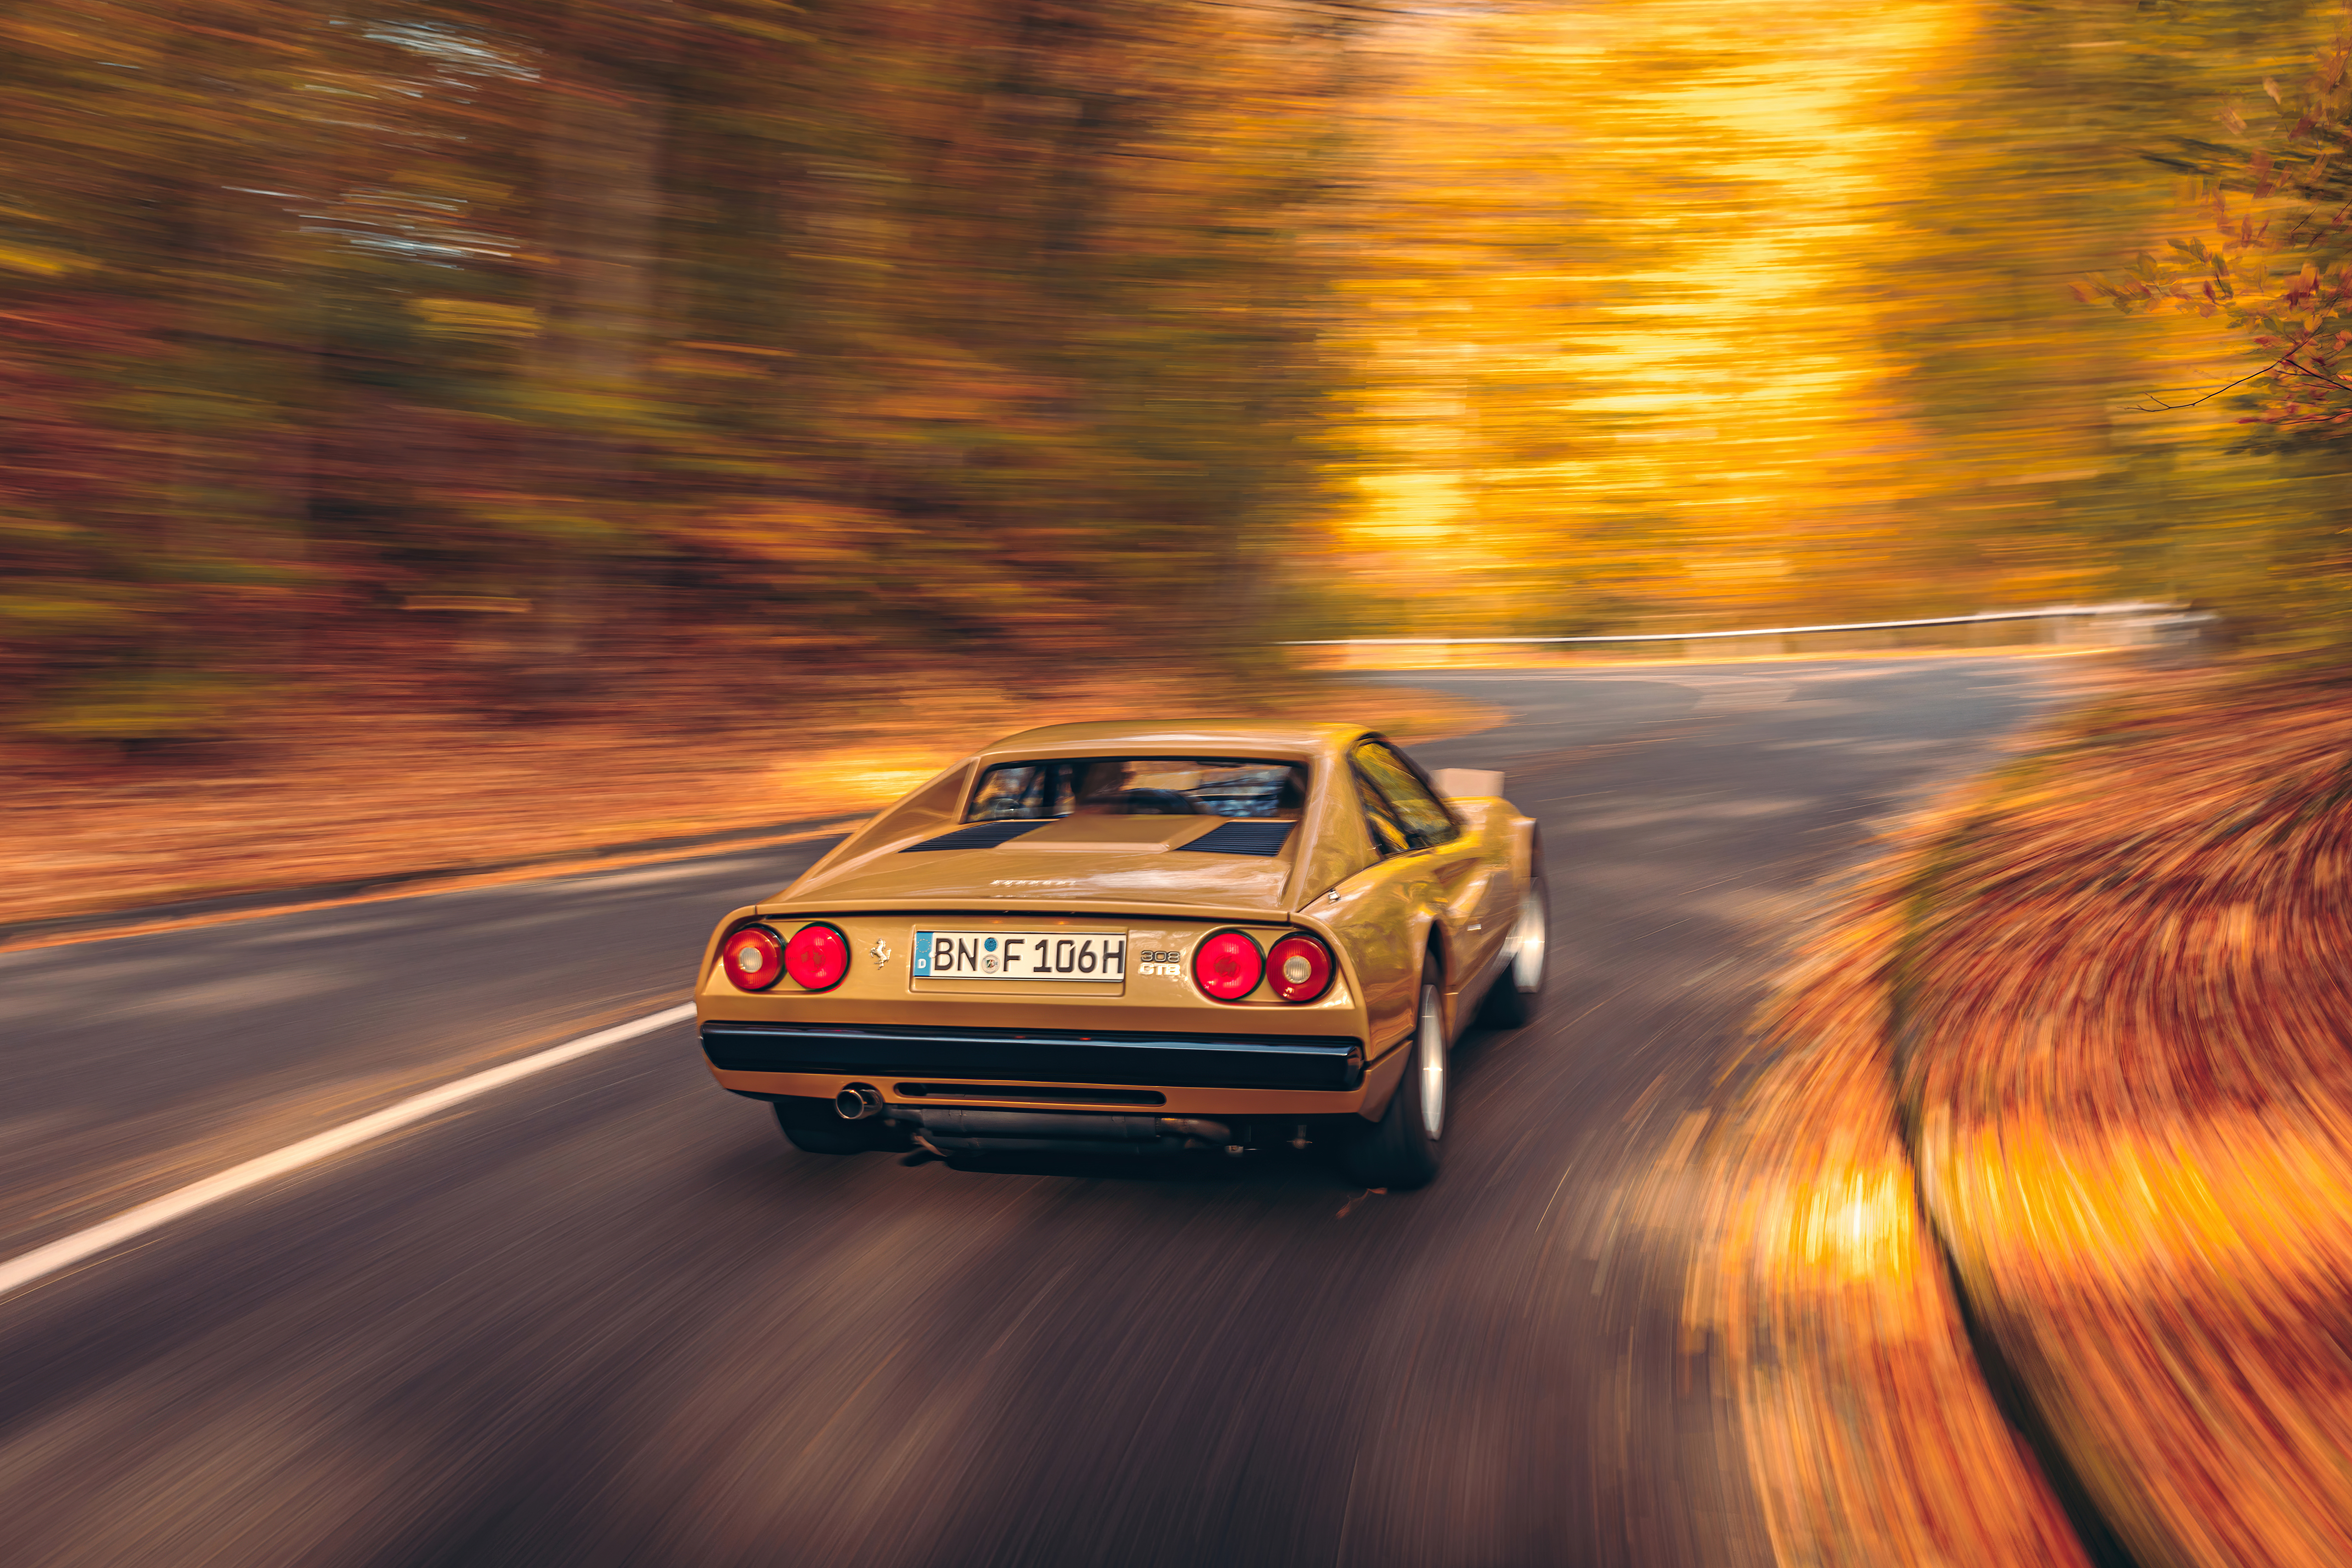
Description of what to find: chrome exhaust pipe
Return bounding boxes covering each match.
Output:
[835,1083,885,1120]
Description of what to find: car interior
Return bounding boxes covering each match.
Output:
[967,758,1310,821]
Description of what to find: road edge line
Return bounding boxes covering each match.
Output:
[0,1001,698,1302]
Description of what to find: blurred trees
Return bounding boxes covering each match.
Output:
[2090,2,2352,642]
[18,0,2352,748]
[1326,0,2347,640]
[1,0,1351,740]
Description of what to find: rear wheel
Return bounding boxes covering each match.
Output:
[1341,953,1446,1190]
[772,1097,880,1156]
[1478,862,1549,1028]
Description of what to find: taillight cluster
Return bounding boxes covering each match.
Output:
[719,921,848,992]
[1192,929,1334,1004]
[1194,932,1263,1000]
[1266,934,1332,1002]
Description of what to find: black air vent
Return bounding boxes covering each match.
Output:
[904,821,1047,852]
[1179,821,1295,857]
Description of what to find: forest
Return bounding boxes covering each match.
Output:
[7,0,2352,747]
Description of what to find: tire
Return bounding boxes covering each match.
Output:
[1477,861,1549,1029]
[1340,953,1447,1189]
[772,1097,881,1156]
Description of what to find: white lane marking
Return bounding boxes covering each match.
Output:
[0,1002,696,1302]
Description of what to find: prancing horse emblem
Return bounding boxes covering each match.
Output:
[870,939,893,969]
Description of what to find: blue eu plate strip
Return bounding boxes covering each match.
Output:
[912,930,933,977]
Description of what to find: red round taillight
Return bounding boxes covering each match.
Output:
[1193,930,1264,1002]
[720,925,783,991]
[1266,933,1334,1003]
[782,922,850,991]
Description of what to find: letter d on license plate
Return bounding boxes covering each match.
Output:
[913,930,1127,980]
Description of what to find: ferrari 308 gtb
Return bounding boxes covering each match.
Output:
[694,721,1545,1188]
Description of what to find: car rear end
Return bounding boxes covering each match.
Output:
[696,901,1374,1157]
[694,725,1416,1160]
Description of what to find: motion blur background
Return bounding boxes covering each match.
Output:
[23,12,2352,1564]
[6,0,2352,743]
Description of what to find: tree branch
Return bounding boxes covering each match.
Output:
[2137,352,2299,411]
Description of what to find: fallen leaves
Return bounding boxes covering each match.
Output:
[1689,843,2090,1568]
[1710,661,2352,1567]
[1903,667,2352,1568]
[0,674,1502,934]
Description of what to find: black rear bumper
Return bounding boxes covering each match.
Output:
[700,1020,1365,1092]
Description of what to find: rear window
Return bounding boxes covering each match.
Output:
[967,757,1309,821]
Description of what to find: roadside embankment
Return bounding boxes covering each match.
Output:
[1900,670,2352,1568]
[0,672,1499,941]
[1687,840,2092,1567]
[1698,662,2352,1567]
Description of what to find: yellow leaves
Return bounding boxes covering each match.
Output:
[1900,676,2352,1568]
[1688,837,2092,1568]
[407,298,538,340]
[1782,1169,1918,1284]
[0,243,81,277]
[1685,555,1788,581]
[776,749,952,809]
[1925,1113,2352,1298]
[1690,668,2352,1568]
[673,341,789,357]
[1333,0,2071,627]
[653,342,785,380]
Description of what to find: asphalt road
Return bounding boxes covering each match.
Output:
[0,657,2068,1568]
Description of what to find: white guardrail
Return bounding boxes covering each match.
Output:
[1284,600,2214,653]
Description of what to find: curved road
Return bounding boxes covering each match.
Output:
[0,658,2065,1568]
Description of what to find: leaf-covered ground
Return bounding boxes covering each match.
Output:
[1688,836,2091,1568]
[0,672,1495,936]
[1697,663,2352,1567]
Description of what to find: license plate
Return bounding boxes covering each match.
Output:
[913,930,1127,980]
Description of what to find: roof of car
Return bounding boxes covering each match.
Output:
[973,720,1369,763]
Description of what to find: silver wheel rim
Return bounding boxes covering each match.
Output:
[1416,981,1446,1139]
[1512,882,1548,992]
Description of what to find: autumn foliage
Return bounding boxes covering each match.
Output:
[25,0,2352,753]
[0,0,1351,743]
[1691,832,2091,1568]
[1707,664,2352,1568]
[2095,8,2352,435]
[1901,671,2352,1567]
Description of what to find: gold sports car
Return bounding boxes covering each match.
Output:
[694,722,1546,1188]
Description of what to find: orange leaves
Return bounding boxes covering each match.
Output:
[0,669,1490,930]
[2101,27,2352,434]
[1691,840,2091,1568]
[1900,670,2352,1567]
[1705,664,2352,1566]
[669,498,897,570]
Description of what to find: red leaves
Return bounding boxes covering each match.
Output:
[1900,671,2352,1568]
[1712,668,2352,1567]
[1695,823,2092,1567]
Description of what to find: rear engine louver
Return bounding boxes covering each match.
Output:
[1179,821,1295,856]
[904,821,1047,852]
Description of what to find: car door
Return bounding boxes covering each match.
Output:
[1329,740,1490,1043]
